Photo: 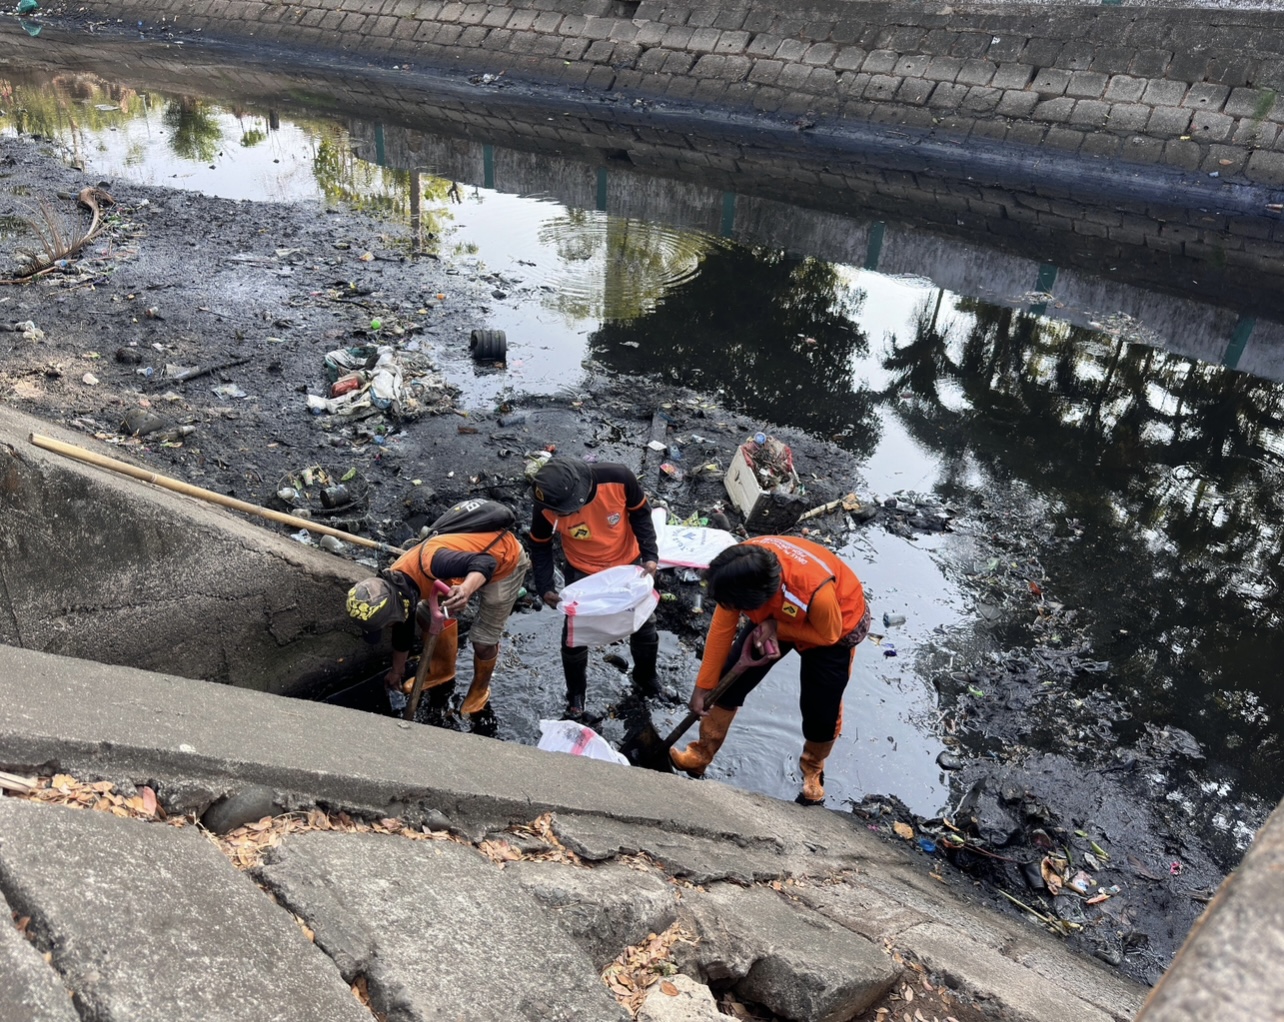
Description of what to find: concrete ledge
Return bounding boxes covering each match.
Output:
[0,644,1151,1021]
[0,405,374,695]
[1135,800,1284,1021]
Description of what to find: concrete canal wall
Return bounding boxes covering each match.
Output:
[44,0,1284,187]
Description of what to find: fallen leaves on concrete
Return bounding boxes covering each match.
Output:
[601,921,697,1016]
[6,774,592,874]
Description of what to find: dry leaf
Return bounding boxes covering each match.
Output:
[660,981,679,996]
[893,821,914,840]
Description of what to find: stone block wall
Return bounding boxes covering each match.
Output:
[43,0,1284,185]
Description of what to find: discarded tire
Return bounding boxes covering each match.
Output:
[470,329,507,361]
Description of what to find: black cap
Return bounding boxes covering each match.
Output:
[532,457,594,514]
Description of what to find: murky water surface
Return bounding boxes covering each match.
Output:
[5,62,1282,854]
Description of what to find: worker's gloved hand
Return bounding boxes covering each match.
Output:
[688,687,709,718]
[383,669,402,690]
[542,590,561,610]
[642,560,658,580]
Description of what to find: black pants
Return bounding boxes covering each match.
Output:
[713,625,854,742]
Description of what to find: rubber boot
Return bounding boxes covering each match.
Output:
[798,739,835,805]
[461,651,497,715]
[563,644,589,719]
[630,631,660,698]
[669,705,737,778]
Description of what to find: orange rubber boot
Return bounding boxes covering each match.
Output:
[669,705,737,778]
[798,740,835,805]
[461,650,497,715]
[404,625,458,701]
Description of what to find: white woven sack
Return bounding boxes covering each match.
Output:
[652,508,738,569]
[558,564,659,648]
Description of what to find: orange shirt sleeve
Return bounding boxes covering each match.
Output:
[777,581,844,648]
[695,605,741,690]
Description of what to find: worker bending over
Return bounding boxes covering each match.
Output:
[673,536,870,805]
[347,508,529,723]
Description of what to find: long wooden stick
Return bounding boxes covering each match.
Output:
[29,433,407,557]
[403,631,441,721]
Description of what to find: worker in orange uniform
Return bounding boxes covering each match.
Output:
[672,536,870,805]
[528,457,660,720]
[346,517,530,724]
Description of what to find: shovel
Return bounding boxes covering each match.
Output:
[402,579,452,722]
[623,628,779,771]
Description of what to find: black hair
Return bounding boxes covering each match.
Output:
[705,544,782,611]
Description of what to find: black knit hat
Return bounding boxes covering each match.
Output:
[532,457,594,514]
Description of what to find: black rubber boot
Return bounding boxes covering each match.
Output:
[629,637,660,697]
[562,644,589,719]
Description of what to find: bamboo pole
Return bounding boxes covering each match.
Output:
[29,433,408,558]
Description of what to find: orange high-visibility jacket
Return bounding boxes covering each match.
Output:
[696,536,867,690]
[391,530,524,593]
[529,464,657,592]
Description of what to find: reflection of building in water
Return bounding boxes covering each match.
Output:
[349,121,1284,387]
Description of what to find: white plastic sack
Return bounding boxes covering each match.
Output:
[537,719,630,766]
[558,564,659,648]
[652,508,738,569]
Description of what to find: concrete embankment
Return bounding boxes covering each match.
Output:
[39,0,1284,191]
[0,643,1146,1022]
[0,405,376,695]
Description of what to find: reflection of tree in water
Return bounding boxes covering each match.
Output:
[162,98,223,163]
[537,211,711,323]
[882,297,1284,809]
[590,245,877,455]
[312,132,457,244]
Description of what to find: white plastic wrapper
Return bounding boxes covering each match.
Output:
[536,719,630,766]
[558,564,659,648]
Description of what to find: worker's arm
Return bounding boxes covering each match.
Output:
[623,472,659,575]
[429,548,499,612]
[529,508,559,605]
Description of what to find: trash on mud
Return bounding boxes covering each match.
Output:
[310,344,450,419]
[211,383,247,399]
[724,433,808,533]
[16,0,39,14]
[537,719,629,766]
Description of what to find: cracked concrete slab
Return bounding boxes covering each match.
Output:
[794,876,1146,1021]
[905,920,1124,1022]
[675,882,899,1021]
[0,900,79,1022]
[550,810,867,883]
[0,799,367,1022]
[506,859,680,969]
[256,830,630,1022]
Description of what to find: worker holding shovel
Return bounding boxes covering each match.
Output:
[346,500,530,727]
[672,537,870,805]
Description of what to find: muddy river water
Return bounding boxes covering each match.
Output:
[5,41,1283,983]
